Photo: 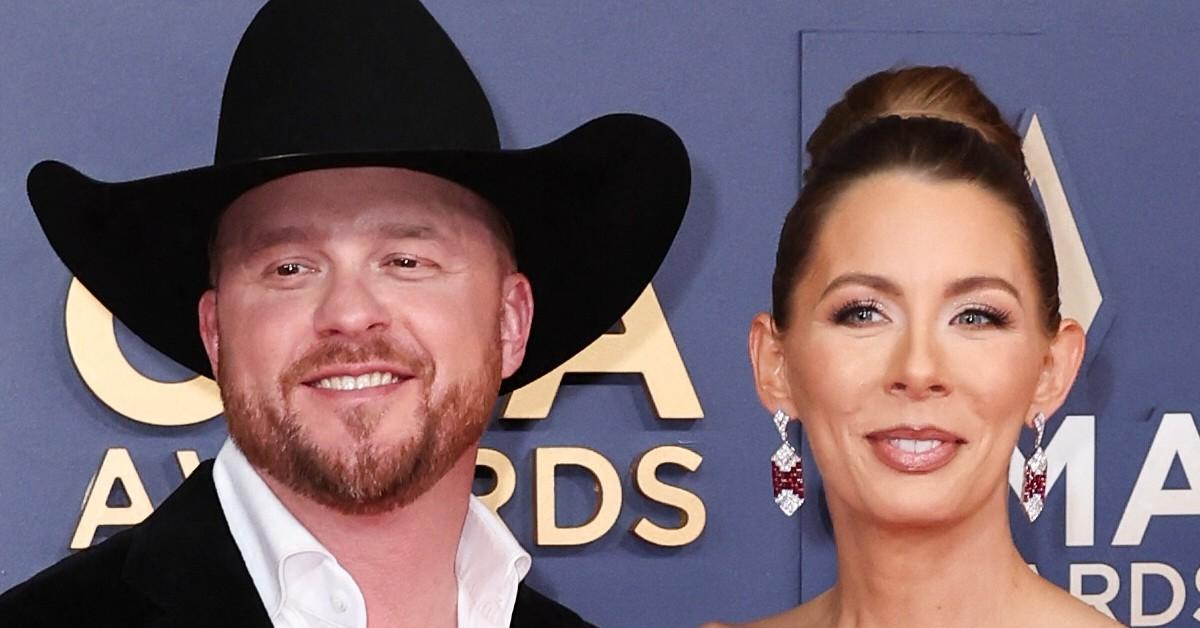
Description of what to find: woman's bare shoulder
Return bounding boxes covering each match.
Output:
[1030,578,1124,627]
[1038,599,1123,627]
[700,590,832,628]
[699,582,1122,628]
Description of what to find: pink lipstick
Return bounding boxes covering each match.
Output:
[866,427,965,473]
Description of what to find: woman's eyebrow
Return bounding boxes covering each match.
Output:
[820,273,902,299]
[944,275,1021,300]
[819,273,1022,301]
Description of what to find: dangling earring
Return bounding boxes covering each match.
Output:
[1021,412,1048,522]
[771,409,804,516]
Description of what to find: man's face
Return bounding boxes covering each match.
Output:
[198,167,532,514]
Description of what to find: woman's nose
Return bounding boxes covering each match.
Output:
[887,324,949,400]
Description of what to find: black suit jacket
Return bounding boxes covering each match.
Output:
[0,461,592,627]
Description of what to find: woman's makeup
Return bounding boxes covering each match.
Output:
[865,426,967,473]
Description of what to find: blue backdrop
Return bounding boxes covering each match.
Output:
[2,3,1199,626]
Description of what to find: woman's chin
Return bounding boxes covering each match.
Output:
[842,488,976,530]
[868,507,960,529]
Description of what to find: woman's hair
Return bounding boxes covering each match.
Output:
[771,66,1062,333]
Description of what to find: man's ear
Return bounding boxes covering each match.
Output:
[498,272,534,379]
[198,289,221,380]
[1030,318,1086,425]
[748,312,798,417]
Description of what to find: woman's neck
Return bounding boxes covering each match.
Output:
[822,487,1041,627]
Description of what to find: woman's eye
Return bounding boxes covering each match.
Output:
[833,302,887,326]
[951,307,1010,328]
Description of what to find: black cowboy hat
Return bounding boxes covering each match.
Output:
[28,0,690,395]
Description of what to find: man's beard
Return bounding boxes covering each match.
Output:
[219,335,501,515]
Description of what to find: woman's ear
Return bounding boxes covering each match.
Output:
[1030,318,1086,424]
[748,312,798,417]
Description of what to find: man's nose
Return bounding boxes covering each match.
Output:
[886,322,950,401]
[312,271,390,337]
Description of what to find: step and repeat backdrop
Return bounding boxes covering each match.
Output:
[2,3,1199,626]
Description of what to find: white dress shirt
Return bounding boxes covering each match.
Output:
[213,439,531,628]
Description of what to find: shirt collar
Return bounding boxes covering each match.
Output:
[213,438,532,627]
[213,438,334,616]
[458,489,532,595]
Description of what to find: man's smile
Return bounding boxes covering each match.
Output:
[300,363,418,397]
[312,371,405,391]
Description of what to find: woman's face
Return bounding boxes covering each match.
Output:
[751,171,1083,527]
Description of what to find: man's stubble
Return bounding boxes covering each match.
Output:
[220,333,501,515]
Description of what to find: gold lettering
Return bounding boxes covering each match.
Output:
[65,278,222,426]
[71,448,154,549]
[631,445,705,547]
[504,285,702,419]
[533,447,621,546]
[474,448,516,512]
[1023,114,1103,332]
[175,450,201,478]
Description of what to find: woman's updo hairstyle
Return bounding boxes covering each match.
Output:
[771,66,1062,333]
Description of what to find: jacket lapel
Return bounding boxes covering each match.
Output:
[510,581,595,627]
[117,461,590,627]
[121,460,272,627]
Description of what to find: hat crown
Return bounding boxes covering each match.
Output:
[214,0,500,165]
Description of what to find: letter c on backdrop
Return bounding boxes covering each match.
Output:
[65,277,223,426]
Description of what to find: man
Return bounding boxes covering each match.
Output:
[0,1,690,626]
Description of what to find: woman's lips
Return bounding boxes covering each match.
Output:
[866,427,966,473]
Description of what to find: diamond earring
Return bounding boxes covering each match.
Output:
[771,409,804,516]
[1020,412,1048,522]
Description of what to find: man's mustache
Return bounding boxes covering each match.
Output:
[278,336,433,390]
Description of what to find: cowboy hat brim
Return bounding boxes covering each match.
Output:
[29,113,690,395]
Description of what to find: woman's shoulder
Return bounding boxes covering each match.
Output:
[1028,577,1124,627]
[1035,599,1122,627]
[700,582,1122,628]
[701,590,833,628]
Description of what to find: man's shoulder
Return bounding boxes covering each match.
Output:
[0,460,263,627]
[513,581,596,628]
[0,527,153,626]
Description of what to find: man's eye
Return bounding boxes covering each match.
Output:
[388,256,421,269]
[275,262,306,276]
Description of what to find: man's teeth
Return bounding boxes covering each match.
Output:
[314,372,397,391]
[889,438,942,454]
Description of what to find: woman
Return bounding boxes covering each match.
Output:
[738,67,1118,626]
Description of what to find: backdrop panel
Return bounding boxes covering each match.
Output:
[2,3,1198,626]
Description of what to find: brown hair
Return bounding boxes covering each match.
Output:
[771,66,1062,333]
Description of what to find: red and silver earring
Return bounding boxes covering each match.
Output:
[1021,412,1048,522]
[771,409,804,516]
